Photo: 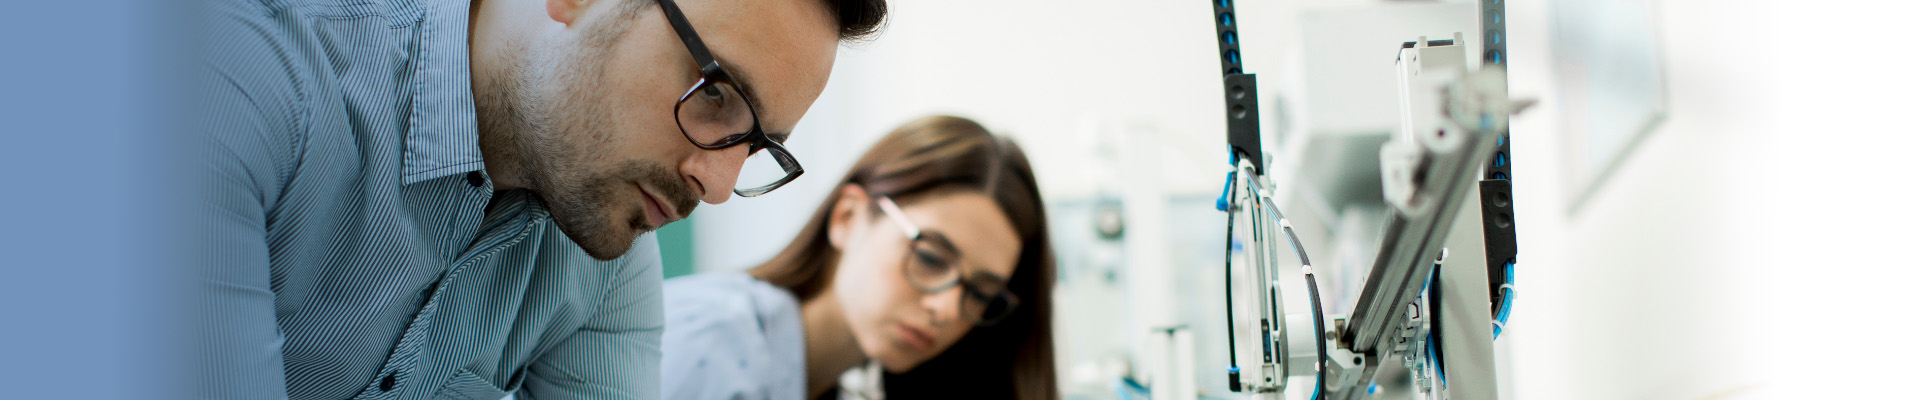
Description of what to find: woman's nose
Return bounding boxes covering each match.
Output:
[921,285,966,326]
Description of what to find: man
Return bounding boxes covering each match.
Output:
[197,0,884,398]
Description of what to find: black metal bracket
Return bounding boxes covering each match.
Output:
[1477,179,1514,313]
[1478,0,1516,315]
[1213,0,1263,175]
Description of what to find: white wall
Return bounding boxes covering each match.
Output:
[1509,0,1919,398]
[1500,0,1775,396]
[1766,1,1920,398]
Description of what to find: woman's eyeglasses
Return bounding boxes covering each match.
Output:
[875,196,1021,326]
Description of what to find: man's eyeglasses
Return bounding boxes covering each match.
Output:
[875,196,1021,326]
[658,0,803,197]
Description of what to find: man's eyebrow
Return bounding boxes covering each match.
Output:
[713,56,790,143]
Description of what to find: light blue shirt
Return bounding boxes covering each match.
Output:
[198,0,662,398]
[661,273,807,400]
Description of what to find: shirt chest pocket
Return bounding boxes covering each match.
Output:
[430,367,527,400]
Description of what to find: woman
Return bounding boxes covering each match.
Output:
[661,116,1057,400]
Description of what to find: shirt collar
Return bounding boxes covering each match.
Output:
[400,0,485,185]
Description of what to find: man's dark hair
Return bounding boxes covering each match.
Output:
[609,0,886,44]
[825,0,888,42]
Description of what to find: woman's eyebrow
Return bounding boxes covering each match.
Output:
[920,231,963,257]
[922,230,1011,284]
[969,271,1009,288]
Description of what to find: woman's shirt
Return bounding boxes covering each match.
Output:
[662,272,808,400]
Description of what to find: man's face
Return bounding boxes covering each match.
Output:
[499,0,839,260]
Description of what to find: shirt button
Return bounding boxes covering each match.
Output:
[466,171,485,188]
[380,373,397,391]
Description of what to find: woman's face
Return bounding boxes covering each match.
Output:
[830,189,1021,372]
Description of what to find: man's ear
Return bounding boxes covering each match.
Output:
[827,185,872,251]
[547,0,592,26]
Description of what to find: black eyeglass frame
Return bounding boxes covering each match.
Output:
[875,196,1023,326]
[658,0,804,197]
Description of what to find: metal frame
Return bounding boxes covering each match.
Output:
[1477,0,1519,326]
[1205,2,1519,399]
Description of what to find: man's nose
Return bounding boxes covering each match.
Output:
[681,144,750,205]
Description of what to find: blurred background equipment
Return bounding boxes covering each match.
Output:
[670,0,1787,399]
[1207,0,1529,391]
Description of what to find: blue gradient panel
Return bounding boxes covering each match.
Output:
[0,1,187,398]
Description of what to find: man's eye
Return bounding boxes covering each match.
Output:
[700,85,726,101]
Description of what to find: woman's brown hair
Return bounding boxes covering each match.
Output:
[750,115,1058,400]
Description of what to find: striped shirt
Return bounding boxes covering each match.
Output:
[197,0,662,399]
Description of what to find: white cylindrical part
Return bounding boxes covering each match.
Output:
[1119,124,1174,329]
[1117,124,1176,388]
[1147,327,1197,400]
[1175,328,1197,400]
[1284,312,1322,378]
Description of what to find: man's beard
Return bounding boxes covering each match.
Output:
[477,19,700,261]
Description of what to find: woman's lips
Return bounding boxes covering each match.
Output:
[896,324,935,351]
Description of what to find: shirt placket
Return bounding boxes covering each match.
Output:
[354,185,533,399]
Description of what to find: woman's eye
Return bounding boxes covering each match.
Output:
[966,279,1006,299]
[915,250,951,271]
[963,284,993,301]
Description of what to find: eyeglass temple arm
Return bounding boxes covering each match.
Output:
[874,197,920,238]
[657,0,723,74]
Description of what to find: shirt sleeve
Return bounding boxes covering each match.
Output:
[518,235,666,400]
[195,3,305,397]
